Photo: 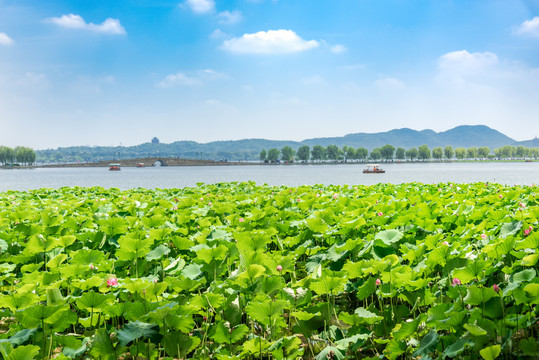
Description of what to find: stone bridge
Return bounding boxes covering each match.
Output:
[41,157,255,168]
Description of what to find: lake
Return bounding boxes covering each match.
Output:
[0,162,537,192]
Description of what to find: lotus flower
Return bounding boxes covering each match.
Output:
[493,284,500,293]
[107,278,118,287]
[375,278,381,285]
[377,212,383,216]
[481,234,487,239]
[524,228,530,236]
[499,194,503,198]
[239,218,244,222]
[452,278,461,286]
[443,241,449,246]
[277,265,283,272]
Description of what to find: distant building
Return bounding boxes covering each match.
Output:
[151,137,160,144]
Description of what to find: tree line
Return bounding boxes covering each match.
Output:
[259,144,539,163]
[0,146,36,165]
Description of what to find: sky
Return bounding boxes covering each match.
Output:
[1,0,539,149]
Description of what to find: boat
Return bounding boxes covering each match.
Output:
[109,163,121,171]
[363,164,385,173]
[137,163,145,167]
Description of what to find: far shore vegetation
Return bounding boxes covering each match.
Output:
[0,146,36,166]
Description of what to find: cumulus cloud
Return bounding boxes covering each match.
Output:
[330,44,347,54]
[45,14,126,35]
[514,16,539,37]
[184,0,215,14]
[210,29,228,39]
[374,77,405,90]
[157,69,227,88]
[438,50,498,83]
[217,10,242,24]
[0,32,14,45]
[221,29,319,54]
[157,73,202,88]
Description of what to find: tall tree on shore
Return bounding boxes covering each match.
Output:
[259,149,267,162]
[432,147,443,160]
[296,145,310,162]
[406,148,418,160]
[356,147,368,161]
[326,145,342,161]
[455,147,466,160]
[395,147,405,160]
[267,148,280,162]
[467,147,478,159]
[311,145,325,162]
[370,148,381,160]
[380,144,395,161]
[418,144,431,161]
[444,145,454,160]
[281,146,295,162]
[477,146,490,159]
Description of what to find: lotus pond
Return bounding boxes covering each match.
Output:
[0,182,537,360]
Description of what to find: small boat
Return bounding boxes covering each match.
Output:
[109,163,121,171]
[137,163,145,167]
[363,164,385,173]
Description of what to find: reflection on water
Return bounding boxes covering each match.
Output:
[0,162,537,192]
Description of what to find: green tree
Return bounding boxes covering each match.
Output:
[432,147,443,160]
[516,146,530,159]
[343,146,356,162]
[406,148,418,160]
[380,144,395,161]
[369,148,381,160]
[311,145,325,162]
[0,146,15,165]
[418,144,431,161]
[455,147,466,160]
[467,147,478,159]
[444,145,454,160]
[259,149,267,162]
[395,147,405,160]
[356,147,368,161]
[296,145,310,162]
[280,146,295,162]
[326,145,342,161]
[267,148,280,163]
[477,146,490,159]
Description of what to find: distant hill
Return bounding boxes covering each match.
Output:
[36,125,528,162]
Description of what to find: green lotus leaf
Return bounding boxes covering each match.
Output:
[291,310,320,321]
[392,315,424,341]
[499,221,522,238]
[62,339,88,359]
[117,321,162,346]
[463,286,498,305]
[269,336,303,360]
[196,244,228,264]
[306,218,329,233]
[117,236,154,261]
[521,254,539,266]
[309,274,346,295]
[164,315,195,333]
[16,304,69,328]
[6,344,40,360]
[190,293,225,310]
[354,307,383,325]
[162,331,200,358]
[57,235,76,248]
[246,299,289,327]
[89,329,125,360]
[210,322,248,344]
[236,232,270,252]
[0,292,39,311]
[512,269,536,283]
[0,328,37,346]
[479,345,501,360]
[98,217,128,237]
[383,339,406,360]
[71,249,105,266]
[442,338,474,359]
[375,229,403,246]
[241,336,269,357]
[145,244,170,261]
[413,331,438,358]
[315,346,345,360]
[76,291,113,311]
[26,235,60,254]
[356,277,377,300]
[523,283,539,300]
[180,263,204,280]
[519,338,538,356]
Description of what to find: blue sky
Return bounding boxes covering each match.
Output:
[1,0,538,149]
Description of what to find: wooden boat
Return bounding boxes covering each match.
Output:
[363,164,385,173]
[137,163,145,167]
[109,163,121,171]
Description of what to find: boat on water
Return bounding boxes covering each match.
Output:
[363,164,385,173]
[137,163,145,167]
[109,163,121,171]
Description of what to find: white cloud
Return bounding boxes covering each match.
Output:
[217,10,242,24]
[221,29,319,54]
[45,14,126,35]
[514,16,539,37]
[157,73,202,88]
[438,50,499,83]
[158,69,227,88]
[184,0,215,14]
[374,77,405,90]
[330,44,347,54]
[210,29,228,39]
[341,63,367,70]
[0,32,14,46]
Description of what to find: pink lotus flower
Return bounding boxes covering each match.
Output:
[519,202,525,208]
[443,241,449,246]
[173,206,178,210]
[89,264,96,270]
[452,278,461,286]
[499,194,503,198]
[481,234,487,239]
[333,194,338,199]
[524,228,531,236]
[153,279,158,283]
[239,218,244,222]
[377,212,383,216]
[375,278,381,285]
[107,278,118,287]
[493,284,500,293]
[277,265,283,272]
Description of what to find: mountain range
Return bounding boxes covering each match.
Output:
[37,125,535,162]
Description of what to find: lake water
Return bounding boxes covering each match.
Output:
[0,162,537,192]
